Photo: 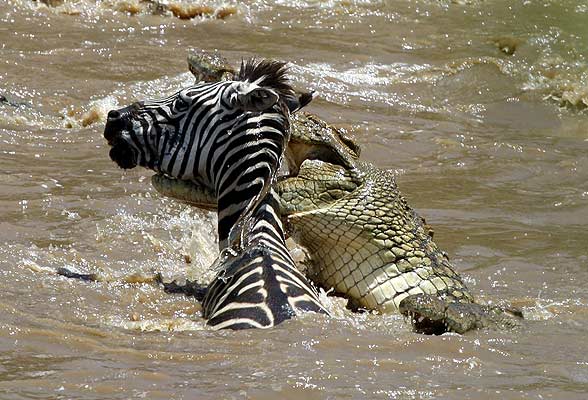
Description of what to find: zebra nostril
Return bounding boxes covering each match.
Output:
[107,110,121,120]
[104,109,126,144]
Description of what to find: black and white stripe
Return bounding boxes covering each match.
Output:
[106,59,328,329]
[119,75,288,247]
[203,191,326,329]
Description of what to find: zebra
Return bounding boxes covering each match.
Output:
[201,190,328,329]
[104,59,329,329]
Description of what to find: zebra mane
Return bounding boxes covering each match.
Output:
[236,58,294,96]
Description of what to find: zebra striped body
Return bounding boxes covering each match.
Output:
[203,191,326,329]
[104,60,328,329]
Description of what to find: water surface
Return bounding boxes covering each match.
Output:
[1,0,588,398]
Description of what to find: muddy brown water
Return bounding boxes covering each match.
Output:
[1,0,588,398]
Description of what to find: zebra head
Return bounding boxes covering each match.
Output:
[103,59,305,178]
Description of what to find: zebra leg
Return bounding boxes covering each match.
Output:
[56,267,207,301]
[56,267,99,281]
[159,278,208,302]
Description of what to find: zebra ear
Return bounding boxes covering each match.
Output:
[285,90,314,113]
[228,82,280,112]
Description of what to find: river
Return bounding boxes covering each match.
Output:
[1,0,587,398]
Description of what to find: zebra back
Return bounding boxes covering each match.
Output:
[203,190,327,329]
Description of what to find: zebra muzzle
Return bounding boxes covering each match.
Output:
[103,102,142,145]
[108,139,138,170]
[104,110,129,145]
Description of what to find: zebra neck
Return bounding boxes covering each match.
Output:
[240,190,288,250]
[213,108,290,250]
[220,188,289,253]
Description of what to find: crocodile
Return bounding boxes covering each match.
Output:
[150,52,523,334]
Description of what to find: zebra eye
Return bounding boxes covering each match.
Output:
[174,96,189,111]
